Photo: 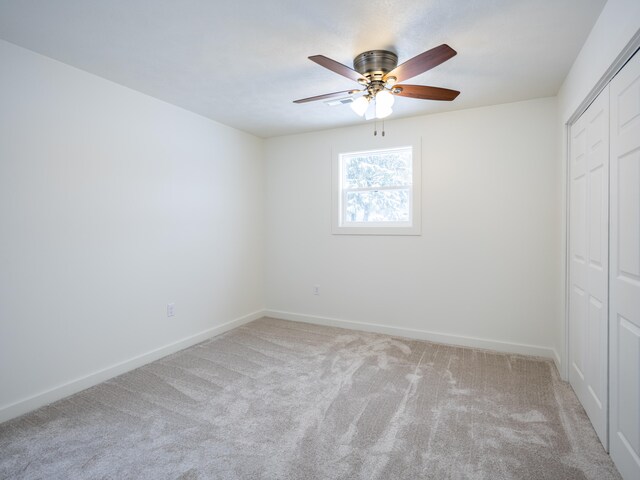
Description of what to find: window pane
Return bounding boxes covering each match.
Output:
[343,148,412,188]
[344,189,410,222]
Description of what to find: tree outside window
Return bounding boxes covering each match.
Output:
[340,147,413,225]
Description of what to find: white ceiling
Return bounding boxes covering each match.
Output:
[0,0,606,138]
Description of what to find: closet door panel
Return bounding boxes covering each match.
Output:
[585,95,610,430]
[568,85,609,449]
[610,50,640,480]
[570,118,588,388]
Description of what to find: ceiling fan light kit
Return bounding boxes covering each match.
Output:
[294,44,460,123]
[376,90,395,108]
[350,95,370,116]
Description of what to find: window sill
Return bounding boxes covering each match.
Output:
[332,225,421,236]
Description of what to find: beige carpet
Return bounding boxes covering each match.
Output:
[0,317,621,479]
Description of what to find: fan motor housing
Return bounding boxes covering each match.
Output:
[353,50,398,77]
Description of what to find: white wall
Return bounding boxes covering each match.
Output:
[558,0,640,123]
[265,97,559,360]
[0,40,264,421]
[555,0,640,378]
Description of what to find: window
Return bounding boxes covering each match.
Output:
[332,141,421,235]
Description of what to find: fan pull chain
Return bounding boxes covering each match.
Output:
[372,120,386,137]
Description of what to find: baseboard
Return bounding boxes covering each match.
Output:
[552,349,563,377]
[2,309,560,424]
[0,309,265,424]
[265,309,557,360]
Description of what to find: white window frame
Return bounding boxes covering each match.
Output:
[332,136,421,235]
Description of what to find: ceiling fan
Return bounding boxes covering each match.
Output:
[293,44,460,120]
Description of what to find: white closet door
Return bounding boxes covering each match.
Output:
[609,50,640,480]
[569,85,609,449]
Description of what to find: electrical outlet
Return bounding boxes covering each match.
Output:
[167,303,176,317]
[313,285,320,295]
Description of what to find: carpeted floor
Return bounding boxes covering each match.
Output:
[0,317,621,479]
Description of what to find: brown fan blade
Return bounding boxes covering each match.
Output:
[309,55,367,83]
[293,90,361,104]
[384,44,456,83]
[393,85,460,101]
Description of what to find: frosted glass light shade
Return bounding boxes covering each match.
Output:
[376,90,395,109]
[350,96,369,116]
